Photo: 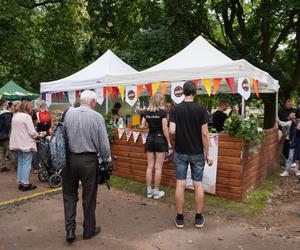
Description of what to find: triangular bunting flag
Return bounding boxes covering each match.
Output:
[145,83,153,96]
[125,129,133,141]
[201,79,211,96]
[118,86,125,101]
[106,87,112,98]
[118,128,125,140]
[68,90,76,105]
[213,78,222,95]
[45,93,52,107]
[112,87,119,100]
[137,85,143,98]
[238,77,251,100]
[95,88,104,105]
[225,77,235,93]
[152,82,160,95]
[141,132,148,144]
[132,131,140,143]
[75,90,80,98]
[253,79,259,97]
[192,79,200,87]
[51,93,56,103]
[59,92,63,103]
[161,82,167,95]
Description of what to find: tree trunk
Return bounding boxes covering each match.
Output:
[262,93,276,129]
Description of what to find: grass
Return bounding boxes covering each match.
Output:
[109,173,279,218]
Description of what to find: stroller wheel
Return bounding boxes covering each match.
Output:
[38,169,49,182]
[48,174,62,188]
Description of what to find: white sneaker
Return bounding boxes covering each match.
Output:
[296,171,300,177]
[147,190,153,199]
[153,190,165,200]
[280,171,289,177]
[291,163,297,168]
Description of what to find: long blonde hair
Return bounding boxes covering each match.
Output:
[147,93,163,112]
[11,101,21,114]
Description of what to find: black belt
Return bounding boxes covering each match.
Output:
[70,152,97,156]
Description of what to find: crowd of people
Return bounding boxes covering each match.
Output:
[1,83,300,243]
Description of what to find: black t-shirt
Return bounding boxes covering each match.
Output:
[278,107,295,122]
[169,101,208,155]
[212,110,228,132]
[145,109,166,132]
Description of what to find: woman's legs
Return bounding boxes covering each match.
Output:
[17,151,22,183]
[146,152,155,196]
[154,152,165,189]
[20,152,33,185]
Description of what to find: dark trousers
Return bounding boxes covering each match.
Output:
[62,152,98,237]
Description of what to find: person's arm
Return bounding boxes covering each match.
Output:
[140,117,147,129]
[201,123,213,166]
[169,109,176,135]
[162,118,172,148]
[25,115,38,138]
[97,115,111,161]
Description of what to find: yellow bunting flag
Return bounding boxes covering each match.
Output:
[152,82,160,95]
[161,82,167,95]
[253,79,259,97]
[118,86,125,101]
[213,78,222,95]
[137,84,143,98]
[201,79,212,96]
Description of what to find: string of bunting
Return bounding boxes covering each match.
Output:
[41,77,260,107]
[117,128,147,144]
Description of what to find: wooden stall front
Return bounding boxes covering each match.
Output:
[111,128,280,200]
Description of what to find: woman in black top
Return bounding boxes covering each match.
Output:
[141,93,172,200]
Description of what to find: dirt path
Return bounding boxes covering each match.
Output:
[0,185,299,250]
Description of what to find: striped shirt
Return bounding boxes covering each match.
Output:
[64,104,110,160]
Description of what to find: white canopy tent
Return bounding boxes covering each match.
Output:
[40,50,137,93]
[105,36,279,94]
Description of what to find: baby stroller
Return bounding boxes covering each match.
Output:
[37,124,66,188]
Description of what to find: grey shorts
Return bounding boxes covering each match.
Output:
[173,151,205,182]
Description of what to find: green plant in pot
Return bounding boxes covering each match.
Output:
[224,114,265,152]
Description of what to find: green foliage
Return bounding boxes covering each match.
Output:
[224,114,265,152]
[103,112,115,144]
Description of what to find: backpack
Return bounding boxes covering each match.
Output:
[0,112,12,141]
[49,124,66,171]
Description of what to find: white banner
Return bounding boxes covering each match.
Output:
[125,85,137,107]
[141,132,148,144]
[238,77,251,100]
[45,92,52,107]
[95,87,104,105]
[125,129,133,141]
[186,134,218,194]
[171,81,185,104]
[118,128,125,140]
[133,131,140,143]
[68,90,76,105]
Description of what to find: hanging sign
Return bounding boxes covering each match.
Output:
[45,92,52,107]
[125,129,133,141]
[238,77,251,100]
[171,81,184,104]
[133,131,140,143]
[68,90,76,105]
[118,128,125,140]
[95,87,104,105]
[141,132,148,144]
[125,85,137,107]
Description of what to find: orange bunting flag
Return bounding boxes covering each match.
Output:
[118,86,125,101]
[253,79,259,97]
[145,83,153,96]
[103,87,106,97]
[106,87,112,98]
[225,77,235,93]
[152,82,160,95]
[213,78,222,95]
[201,79,211,96]
[161,82,167,95]
[192,79,200,87]
[111,87,119,100]
[137,85,143,98]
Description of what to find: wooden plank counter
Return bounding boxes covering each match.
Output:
[111,128,280,200]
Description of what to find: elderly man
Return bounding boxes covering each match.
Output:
[62,90,111,243]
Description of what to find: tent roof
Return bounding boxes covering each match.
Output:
[0,80,39,100]
[40,50,137,93]
[105,36,279,93]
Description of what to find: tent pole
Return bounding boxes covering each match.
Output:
[241,97,245,117]
[106,92,109,114]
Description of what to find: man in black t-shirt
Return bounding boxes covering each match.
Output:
[212,100,229,132]
[278,99,295,122]
[169,81,213,229]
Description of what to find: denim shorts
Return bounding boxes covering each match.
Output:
[173,150,205,182]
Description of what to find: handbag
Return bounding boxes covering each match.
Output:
[97,160,113,190]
